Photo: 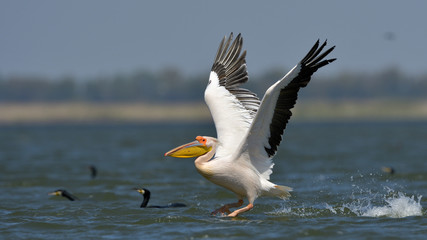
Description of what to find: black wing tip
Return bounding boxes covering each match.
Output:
[327,44,336,51]
[302,39,336,67]
[228,32,234,40]
[225,32,242,40]
[211,32,247,79]
[328,58,337,63]
[311,38,335,51]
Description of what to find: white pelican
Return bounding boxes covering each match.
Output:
[165,33,336,217]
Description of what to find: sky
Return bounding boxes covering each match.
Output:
[1,0,426,79]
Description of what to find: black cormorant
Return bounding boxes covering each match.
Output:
[381,166,395,175]
[89,165,97,179]
[48,189,79,201]
[134,188,186,208]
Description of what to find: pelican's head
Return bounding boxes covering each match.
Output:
[164,136,216,158]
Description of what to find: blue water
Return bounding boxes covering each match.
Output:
[0,121,425,239]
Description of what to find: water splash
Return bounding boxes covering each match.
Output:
[271,189,423,218]
[345,192,423,218]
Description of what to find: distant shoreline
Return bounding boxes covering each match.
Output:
[1,100,427,124]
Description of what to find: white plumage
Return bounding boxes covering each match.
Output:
[165,33,336,217]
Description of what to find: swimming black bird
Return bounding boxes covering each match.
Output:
[48,189,79,201]
[381,166,395,175]
[89,165,97,179]
[134,188,186,208]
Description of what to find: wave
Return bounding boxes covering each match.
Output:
[343,191,422,218]
[271,188,423,218]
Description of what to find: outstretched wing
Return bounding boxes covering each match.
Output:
[237,40,336,179]
[204,33,261,157]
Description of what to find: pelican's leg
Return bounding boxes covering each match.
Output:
[227,203,254,217]
[211,199,243,216]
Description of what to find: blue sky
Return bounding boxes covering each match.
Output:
[1,0,426,78]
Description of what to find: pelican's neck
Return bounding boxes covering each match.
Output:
[194,143,216,177]
[196,143,216,163]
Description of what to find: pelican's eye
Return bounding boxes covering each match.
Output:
[196,136,207,145]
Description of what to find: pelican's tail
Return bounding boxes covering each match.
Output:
[261,179,292,199]
[271,185,293,199]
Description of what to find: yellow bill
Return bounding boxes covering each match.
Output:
[165,140,211,158]
[48,191,61,196]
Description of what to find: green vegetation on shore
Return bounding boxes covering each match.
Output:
[1,67,426,124]
[1,100,426,124]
